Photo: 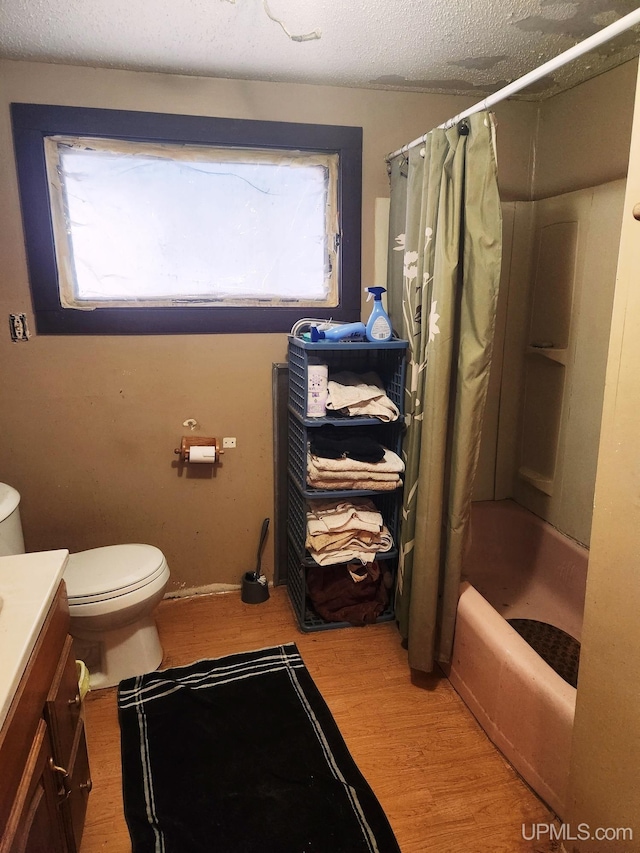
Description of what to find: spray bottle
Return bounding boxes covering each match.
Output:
[308,322,366,342]
[365,287,393,342]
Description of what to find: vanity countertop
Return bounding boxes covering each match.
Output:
[0,549,69,729]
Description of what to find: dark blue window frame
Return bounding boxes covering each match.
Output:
[11,103,362,335]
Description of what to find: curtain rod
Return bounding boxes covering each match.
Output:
[386,7,640,162]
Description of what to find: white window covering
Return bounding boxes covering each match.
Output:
[44,136,339,309]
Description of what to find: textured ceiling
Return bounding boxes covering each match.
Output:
[1,0,639,100]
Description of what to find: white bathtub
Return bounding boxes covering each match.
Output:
[445,499,588,818]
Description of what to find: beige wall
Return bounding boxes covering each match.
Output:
[533,59,637,200]
[566,60,640,853]
[0,59,538,592]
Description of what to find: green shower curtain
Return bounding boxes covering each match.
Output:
[387,112,502,673]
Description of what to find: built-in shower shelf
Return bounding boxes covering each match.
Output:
[526,345,568,365]
[518,466,554,496]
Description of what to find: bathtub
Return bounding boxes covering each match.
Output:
[445,499,588,819]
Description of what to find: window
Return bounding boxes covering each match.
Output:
[11,104,362,334]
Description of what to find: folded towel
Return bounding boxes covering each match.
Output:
[308,459,401,483]
[306,528,381,553]
[310,545,393,566]
[306,498,394,566]
[307,525,392,554]
[306,561,391,624]
[308,547,394,567]
[306,525,394,566]
[308,448,405,474]
[309,431,386,463]
[326,371,400,422]
[308,477,401,491]
[306,498,382,535]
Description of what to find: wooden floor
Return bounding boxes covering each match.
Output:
[79,587,559,853]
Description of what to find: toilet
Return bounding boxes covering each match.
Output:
[0,482,170,689]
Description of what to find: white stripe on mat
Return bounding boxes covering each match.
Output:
[280,647,380,853]
[119,650,304,710]
[135,674,165,853]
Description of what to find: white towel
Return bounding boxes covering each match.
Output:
[326,371,400,422]
[308,449,405,474]
[308,461,401,483]
[306,498,382,535]
[306,528,380,552]
[307,526,394,566]
[307,475,401,491]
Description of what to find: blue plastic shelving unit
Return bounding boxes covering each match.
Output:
[286,335,408,632]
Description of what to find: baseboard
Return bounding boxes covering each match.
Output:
[164,582,241,599]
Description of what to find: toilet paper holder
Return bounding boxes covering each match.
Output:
[174,436,224,464]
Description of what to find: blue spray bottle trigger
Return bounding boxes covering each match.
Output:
[366,287,386,301]
[364,287,393,342]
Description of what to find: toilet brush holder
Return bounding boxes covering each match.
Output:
[241,572,270,604]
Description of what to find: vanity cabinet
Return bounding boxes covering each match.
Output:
[3,719,66,852]
[0,582,91,853]
[45,634,92,853]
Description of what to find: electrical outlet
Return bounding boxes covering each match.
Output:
[9,313,29,342]
[222,437,237,449]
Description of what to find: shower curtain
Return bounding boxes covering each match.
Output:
[387,111,502,673]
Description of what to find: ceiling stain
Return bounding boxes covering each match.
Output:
[370,75,552,96]
[373,75,496,92]
[452,56,508,71]
[540,0,638,15]
[515,0,640,46]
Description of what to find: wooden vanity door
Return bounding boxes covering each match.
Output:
[45,635,92,853]
[0,719,66,853]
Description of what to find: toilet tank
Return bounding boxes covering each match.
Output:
[0,483,26,556]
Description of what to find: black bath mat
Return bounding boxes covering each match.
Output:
[118,643,400,853]
[507,619,580,688]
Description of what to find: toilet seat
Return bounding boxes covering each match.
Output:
[65,544,169,605]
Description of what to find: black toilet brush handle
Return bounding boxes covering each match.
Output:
[254,518,270,581]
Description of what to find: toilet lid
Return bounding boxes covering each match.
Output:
[65,544,168,602]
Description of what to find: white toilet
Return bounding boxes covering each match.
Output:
[0,482,170,689]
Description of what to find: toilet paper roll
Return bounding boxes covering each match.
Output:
[188,445,217,463]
